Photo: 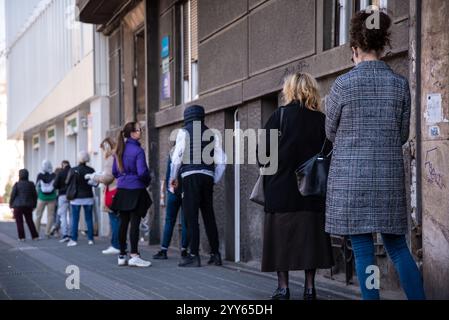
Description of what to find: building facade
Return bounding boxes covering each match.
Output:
[5,0,111,236]
[72,0,448,299]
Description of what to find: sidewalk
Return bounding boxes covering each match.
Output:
[0,221,400,300]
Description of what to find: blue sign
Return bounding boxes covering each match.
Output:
[161,36,170,58]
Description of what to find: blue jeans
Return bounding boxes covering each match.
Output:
[350,234,426,300]
[109,212,120,250]
[161,192,188,250]
[71,205,94,242]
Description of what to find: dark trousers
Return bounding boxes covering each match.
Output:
[13,208,39,239]
[182,174,219,256]
[119,211,141,255]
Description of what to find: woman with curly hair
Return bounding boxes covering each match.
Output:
[325,10,426,300]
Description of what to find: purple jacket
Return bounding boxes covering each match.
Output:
[113,138,151,189]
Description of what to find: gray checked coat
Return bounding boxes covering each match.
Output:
[325,60,411,235]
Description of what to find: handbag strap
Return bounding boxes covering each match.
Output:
[279,108,285,137]
[319,139,334,157]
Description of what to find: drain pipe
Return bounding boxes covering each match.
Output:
[234,109,240,263]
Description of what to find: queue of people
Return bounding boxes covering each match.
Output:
[7,9,425,302]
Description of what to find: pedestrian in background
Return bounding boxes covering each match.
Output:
[258,72,334,300]
[66,151,96,247]
[9,169,39,241]
[86,138,121,255]
[34,160,57,238]
[112,122,153,267]
[53,160,71,243]
[325,10,425,300]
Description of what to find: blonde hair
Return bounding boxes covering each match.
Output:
[282,72,321,111]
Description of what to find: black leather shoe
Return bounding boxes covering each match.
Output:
[178,254,201,267]
[207,253,222,266]
[153,250,168,260]
[303,287,317,301]
[271,288,290,300]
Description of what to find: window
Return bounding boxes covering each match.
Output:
[323,0,388,51]
[32,134,40,150]
[181,0,199,103]
[47,126,56,144]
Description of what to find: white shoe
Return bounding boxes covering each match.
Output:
[67,240,77,247]
[102,246,120,255]
[88,240,94,246]
[128,256,152,267]
[59,237,70,243]
[118,255,128,266]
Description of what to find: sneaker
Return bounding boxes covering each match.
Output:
[67,240,78,247]
[59,237,70,243]
[102,246,120,255]
[128,256,152,267]
[88,240,94,246]
[32,237,39,241]
[153,250,168,260]
[19,239,25,242]
[207,252,222,266]
[118,255,128,266]
[178,254,201,267]
[181,249,188,258]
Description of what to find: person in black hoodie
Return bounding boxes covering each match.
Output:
[53,160,71,242]
[9,169,39,241]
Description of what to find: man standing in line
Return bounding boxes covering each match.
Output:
[170,105,226,267]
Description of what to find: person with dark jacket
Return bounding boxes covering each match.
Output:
[170,105,227,268]
[53,160,71,243]
[258,72,334,300]
[9,169,39,241]
[112,122,152,267]
[66,152,96,247]
[34,160,57,238]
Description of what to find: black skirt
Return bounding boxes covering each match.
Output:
[261,210,334,272]
[110,188,153,218]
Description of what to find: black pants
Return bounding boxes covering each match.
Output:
[13,208,39,239]
[182,174,219,256]
[118,211,141,255]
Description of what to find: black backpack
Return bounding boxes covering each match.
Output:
[65,169,79,201]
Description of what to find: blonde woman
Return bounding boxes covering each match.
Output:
[258,72,333,300]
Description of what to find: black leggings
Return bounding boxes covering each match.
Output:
[119,211,141,255]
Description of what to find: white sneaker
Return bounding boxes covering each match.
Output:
[102,246,120,255]
[128,256,152,267]
[67,240,77,247]
[88,240,94,246]
[118,255,128,266]
[59,237,70,243]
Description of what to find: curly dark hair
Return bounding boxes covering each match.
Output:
[350,10,392,53]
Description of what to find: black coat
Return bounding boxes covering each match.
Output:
[66,164,95,199]
[10,170,38,209]
[53,166,71,195]
[258,102,331,213]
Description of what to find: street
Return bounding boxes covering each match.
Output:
[0,220,359,300]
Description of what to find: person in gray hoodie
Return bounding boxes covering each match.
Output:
[9,169,39,241]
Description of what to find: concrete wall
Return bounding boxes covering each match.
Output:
[420,0,449,300]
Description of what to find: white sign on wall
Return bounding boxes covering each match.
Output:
[425,93,443,125]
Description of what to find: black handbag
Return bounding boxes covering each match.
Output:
[295,139,332,198]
